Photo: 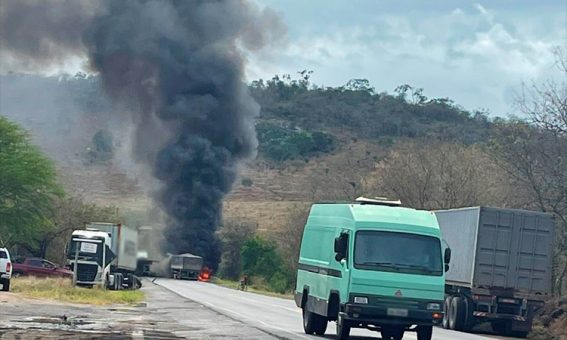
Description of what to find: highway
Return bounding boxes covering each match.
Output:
[155,279,508,340]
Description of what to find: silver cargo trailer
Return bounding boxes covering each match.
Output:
[435,207,554,337]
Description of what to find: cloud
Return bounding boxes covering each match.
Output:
[252,1,564,115]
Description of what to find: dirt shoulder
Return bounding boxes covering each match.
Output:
[0,278,276,339]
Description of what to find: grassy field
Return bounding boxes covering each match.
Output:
[11,277,144,305]
[212,277,293,300]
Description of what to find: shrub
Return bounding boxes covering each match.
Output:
[241,177,253,187]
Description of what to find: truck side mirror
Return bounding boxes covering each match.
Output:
[334,238,343,253]
[444,248,451,267]
[334,233,348,262]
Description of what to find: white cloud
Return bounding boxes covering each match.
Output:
[250,2,564,115]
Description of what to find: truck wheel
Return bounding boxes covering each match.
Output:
[126,273,135,289]
[114,273,124,290]
[462,297,474,331]
[416,325,432,340]
[336,313,351,340]
[1,279,9,292]
[302,306,317,334]
[381,326,404,340]
[442,296,451,329]
[449,296,465,330]
[511,331,528,338]
[491,321,512,335]
[314,314,328,335]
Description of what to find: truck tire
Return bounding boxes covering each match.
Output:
[303,306,324,334]
[416,325,432,340]
[449,296,466,331]
[336,313,351,340]
[314,316,328,336]
[114,273,124,290]
[126,273,135,289]
[442,296,451,329]
[1,279,9,292]
[381,326,404,340]
[491,321,512,335]
[462,297,474,331]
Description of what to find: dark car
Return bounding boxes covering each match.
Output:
[12,258,73,279]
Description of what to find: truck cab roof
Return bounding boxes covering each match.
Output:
[308,203,440,234]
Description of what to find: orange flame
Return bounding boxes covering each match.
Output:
[198,267,211,282]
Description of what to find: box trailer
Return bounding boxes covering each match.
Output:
[435,207,554,337]
[170,253,203,280]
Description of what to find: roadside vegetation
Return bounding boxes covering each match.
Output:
[11,277,144,305]
[0,47,564,340]
[0,115,121,264]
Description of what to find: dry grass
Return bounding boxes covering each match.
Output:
[212,277,293,300]
[11,277,144,305]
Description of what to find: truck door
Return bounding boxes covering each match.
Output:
[476,209,553,295]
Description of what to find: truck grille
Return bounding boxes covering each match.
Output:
[76,263,98,282]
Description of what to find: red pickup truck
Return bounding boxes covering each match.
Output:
[13,258,73,279]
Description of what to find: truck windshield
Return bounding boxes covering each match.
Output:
[354,230,443,276]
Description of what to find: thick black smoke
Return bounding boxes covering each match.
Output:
[1,0,284,269]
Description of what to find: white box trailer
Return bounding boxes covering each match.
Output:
[86,223,138,272]
[435,207,554,337]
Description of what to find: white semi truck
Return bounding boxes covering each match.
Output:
[67,223,141,290]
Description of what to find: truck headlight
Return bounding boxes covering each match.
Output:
[354,296,368,304]
[427,303,441,310]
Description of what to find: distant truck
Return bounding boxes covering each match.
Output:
[435,207,554,337]
[295,197,449,340]
[12,258,72,279]
[170,253,203,280]
[66,223,141,290]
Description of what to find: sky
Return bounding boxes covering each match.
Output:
[250,0,566,116]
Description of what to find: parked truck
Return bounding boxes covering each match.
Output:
[66,223,141,290]
[435,207,554,337]
[170,253,203,280]
[295,198,449,340]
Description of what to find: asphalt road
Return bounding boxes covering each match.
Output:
[155,278,508,340]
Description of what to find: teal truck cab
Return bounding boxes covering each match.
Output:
[295,198,450,340]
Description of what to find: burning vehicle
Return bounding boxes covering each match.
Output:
[170,253,203,280]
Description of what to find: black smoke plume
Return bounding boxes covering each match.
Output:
[1,0,284,269]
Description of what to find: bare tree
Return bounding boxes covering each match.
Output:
[516,47,567,135]
[272,203,310,276]
[38,196,120,264]
[373,141,515,210]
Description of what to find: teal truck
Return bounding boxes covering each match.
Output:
[295,198,449,340]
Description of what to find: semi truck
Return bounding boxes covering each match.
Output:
[67,223,141,290]
[435,207,554,337]
[170,253,203,280]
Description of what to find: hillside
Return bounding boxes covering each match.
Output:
[0,73,494,229]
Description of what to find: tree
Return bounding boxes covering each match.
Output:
[241,236,282,279]
[217,219,256,280]
[490,49,567,294]
[0,116,63,248]
[43,196,120,264]
[490,126,567,295]
[516,48,566,135]
[374,141,516,210]
[272,204,310,277]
